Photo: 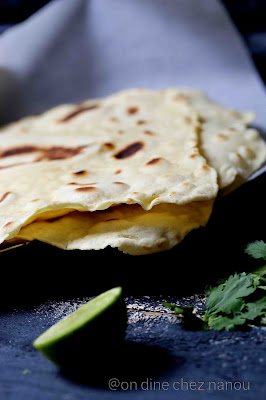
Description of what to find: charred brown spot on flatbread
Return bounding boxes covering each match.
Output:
[157,239,167,248]
[115,169,122,174]
[0,192,11,204]
[72,170,88,176]
[146,158,162,165]
[3,221,13,229]
[189,154,199,159]
[114,142,144,159]
[184,117,192,124]
[58,104,99,123]
[0,145,87,164]
[143,130,155,136]
[75,187,97,192]
[30,198,40,202]
[142,245,151,250]
[235,152,243,159]
[127,107,139,115]
[35,146,87,161]
[68,182,98,186]
[245,147,253,153]
[196,126,202,135]
[0,146,37,158]
[198,116,206,124]
[216,133,228,141]
[112,182,125,185]
[102,143,115,150]
[137,120,147,125]
[202,164,210,171]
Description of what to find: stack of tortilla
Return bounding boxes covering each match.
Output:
[0,89,265,255]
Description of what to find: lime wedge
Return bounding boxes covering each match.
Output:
[33,287,127,367]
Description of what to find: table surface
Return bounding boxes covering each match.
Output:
[0,173,265,400]
[0,2,266,400]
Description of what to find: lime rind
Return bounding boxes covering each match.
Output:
[33,287,122,349]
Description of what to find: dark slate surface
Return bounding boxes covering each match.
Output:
[0,1,266,399]
[0,297,265,400]
[0,173,265,399]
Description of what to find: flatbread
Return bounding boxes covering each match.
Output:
[14,201,213,255]
[2,88,265,189]
[164,89,266,188]
[2,88,265,255]
[0,90,218,251]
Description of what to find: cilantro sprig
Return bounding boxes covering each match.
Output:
[163,241,266,331]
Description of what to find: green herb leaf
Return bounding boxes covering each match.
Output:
[208,314,246,331]
[245,241,266,261]
[162,302,184,314]
[241,297,266,321]
[206,273,255,315]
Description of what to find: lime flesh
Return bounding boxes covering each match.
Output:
[33,287,127,366]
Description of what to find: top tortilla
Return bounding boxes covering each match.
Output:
[2,88,265,189]
[0,89,218,245]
